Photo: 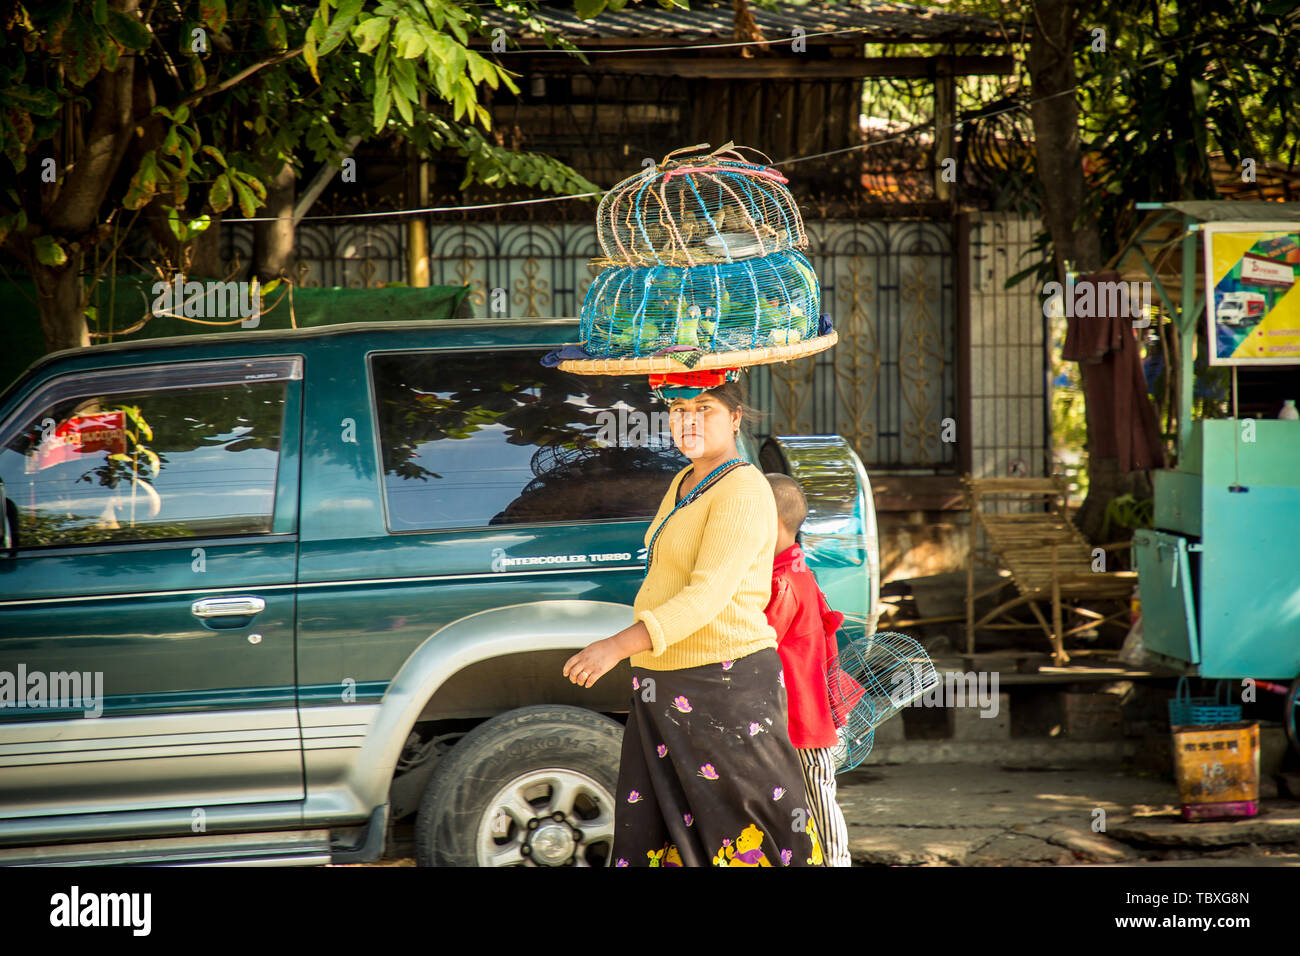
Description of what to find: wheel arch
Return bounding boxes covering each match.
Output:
[346,600,634,811]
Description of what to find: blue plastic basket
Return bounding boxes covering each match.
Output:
[579,250,820,358]
[1167,677,1242,726]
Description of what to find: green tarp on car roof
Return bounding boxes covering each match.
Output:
[0,274,472,390]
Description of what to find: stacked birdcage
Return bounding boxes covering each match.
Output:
[827,625,940,773]
[555,143,838,375]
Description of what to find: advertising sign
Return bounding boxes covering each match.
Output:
[1204,221,1300,365]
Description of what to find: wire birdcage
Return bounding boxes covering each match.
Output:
[579,249,820,358]
[596,144,807,268]
[828,626,940,773]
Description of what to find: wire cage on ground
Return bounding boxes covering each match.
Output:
[579,249,820,359]
[828,626,940,773]
[596,147,807,268]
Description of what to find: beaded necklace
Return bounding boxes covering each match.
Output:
[646,458,747,566]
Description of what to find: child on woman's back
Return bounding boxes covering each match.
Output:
[763,473,853,868]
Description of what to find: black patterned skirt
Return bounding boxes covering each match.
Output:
[612,648,825,867]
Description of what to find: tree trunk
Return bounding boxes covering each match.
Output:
[189,214,226,278]
[31,263,91,352]
[1027,0,1133,542]
[1027,0,1101,280]
[253,161,295,282]
[6,1,140,354]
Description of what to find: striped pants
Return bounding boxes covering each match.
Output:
[798,747,852,867]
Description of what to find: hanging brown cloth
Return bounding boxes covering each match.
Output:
[1060,270,1167,472]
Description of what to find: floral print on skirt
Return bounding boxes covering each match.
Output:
[613,648,825,867]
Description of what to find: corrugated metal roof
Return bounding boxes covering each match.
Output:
[479,1,1004,45]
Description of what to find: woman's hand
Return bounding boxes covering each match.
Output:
[562,623,653,688]
[563,638,623,689]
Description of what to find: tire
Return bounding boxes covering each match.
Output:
[415,705,624,867]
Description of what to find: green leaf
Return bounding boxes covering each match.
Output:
[1190,77,1210,116]
[319,0,363,56]
[240,172,266,202]
[391,56,417,103]
[0,87,59,118]
[166,207,187,240]
[574,0,607,20]
[201,144,228,168]
[303,33,320,83]
[106,10,152,50]
[394,19,423,59]
[123,152,159,209]
[395,89,414,126]
[264,13,287,51]
[373,86,392,130]
[161,126,181,156]
[63,12,103,88]
[355,17,390,54]
[231,176,258,218]
[209,172,233,212]
[5,108,33,147]
[34,235,67,266]
[199,0,228,34]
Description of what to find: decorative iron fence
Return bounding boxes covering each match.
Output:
[219,217,956,471]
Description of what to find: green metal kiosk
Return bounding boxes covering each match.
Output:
[1122,203,1300,692]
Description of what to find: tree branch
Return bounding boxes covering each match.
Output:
[176,46,305,110]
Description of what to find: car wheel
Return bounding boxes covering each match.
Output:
[415,704,623,867]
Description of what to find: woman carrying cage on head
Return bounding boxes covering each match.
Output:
[562,369,825,867]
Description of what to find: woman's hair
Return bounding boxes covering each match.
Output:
[695,377,764,429]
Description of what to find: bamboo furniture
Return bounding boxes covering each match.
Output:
[963,476,1136,665]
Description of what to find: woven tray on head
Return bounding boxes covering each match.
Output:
[556,330,837,375]
[596,142,807,268]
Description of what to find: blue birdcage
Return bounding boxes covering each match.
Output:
[596,144,806,268]
[828,626,939,773]
[579,249,820,358]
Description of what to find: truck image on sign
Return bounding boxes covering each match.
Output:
[1217,291,1266,327]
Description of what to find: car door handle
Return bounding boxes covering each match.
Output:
[191,596,267,619]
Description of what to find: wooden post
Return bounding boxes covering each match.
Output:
[933,56,955,203]
[965,482,976,655]
[1050,541,1064,664]
[406,91,431,288]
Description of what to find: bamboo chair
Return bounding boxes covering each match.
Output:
[963,476,1136,665]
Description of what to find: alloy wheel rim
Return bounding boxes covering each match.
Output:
[476,768,615,867]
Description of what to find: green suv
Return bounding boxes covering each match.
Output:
[0,318,878,867]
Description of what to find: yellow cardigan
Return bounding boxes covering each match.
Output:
[632,463,779,670]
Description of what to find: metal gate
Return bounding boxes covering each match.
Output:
[221,217,956,472]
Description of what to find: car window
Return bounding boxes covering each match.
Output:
[371,350,688,530]
[0,377,288,548]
